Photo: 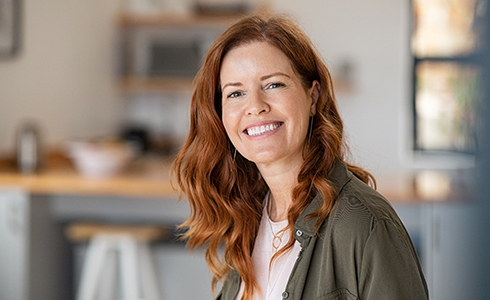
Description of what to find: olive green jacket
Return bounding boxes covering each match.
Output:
[217,159,429,300]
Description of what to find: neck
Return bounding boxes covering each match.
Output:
[259,161,302,222]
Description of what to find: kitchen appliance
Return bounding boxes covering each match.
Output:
[125,26,222,77]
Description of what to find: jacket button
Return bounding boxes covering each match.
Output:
[295,230,303,237]
[282,291,289,298]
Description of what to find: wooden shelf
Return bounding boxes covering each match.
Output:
[118,77,195,94]
[117,11,243,28]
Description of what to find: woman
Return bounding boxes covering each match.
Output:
[173,14,428,300]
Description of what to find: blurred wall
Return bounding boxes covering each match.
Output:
[0,0,123,153]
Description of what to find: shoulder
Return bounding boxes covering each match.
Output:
[295,159,409,249]
[336,175,399,222]
[326,174,407,245]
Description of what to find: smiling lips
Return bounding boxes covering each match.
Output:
[245,122,283,136]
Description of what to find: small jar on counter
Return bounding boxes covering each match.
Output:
[16,121,42,173]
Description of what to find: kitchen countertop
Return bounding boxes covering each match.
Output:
[0,151,179,198]
[0,151,474,202]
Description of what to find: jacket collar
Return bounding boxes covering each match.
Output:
[293,158,353,245]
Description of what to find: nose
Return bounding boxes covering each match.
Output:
[246,91,270,116]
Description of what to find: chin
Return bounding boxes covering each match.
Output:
[243,152,282,165]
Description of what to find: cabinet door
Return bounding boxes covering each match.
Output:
[423,203,482,300]
[0,189,29,300]
[0,190,72,300]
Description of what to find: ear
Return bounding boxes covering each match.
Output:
[309,80,320,116]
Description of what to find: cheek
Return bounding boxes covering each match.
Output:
[221,107,237,137]
[289,105,311,138]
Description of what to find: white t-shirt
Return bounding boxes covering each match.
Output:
[234,196,302,300]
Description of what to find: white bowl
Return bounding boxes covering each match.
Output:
[66,141,132,178]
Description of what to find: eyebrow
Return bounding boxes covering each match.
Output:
[221,72,291,90]
[260,72,291,81]
[221,82,242,91]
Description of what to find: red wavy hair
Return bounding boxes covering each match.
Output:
[172,14,374,299]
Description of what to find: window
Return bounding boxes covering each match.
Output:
[411,0,487,153]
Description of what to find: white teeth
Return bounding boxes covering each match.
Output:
[246,123,280,136]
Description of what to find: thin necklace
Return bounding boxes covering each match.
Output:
[267,195,286,253]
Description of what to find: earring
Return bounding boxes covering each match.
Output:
[233,147,237,163]
[307,116,314,150]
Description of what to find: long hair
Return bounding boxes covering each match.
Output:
[172,14,374,299]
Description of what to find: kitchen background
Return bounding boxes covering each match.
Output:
[0,0,489,299]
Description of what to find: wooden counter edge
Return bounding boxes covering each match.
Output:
[0,172,181,198]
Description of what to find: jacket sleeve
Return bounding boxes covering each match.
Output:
[359,219,429,300]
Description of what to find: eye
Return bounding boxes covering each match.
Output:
[267,82,285,89]
[227,91,244,98]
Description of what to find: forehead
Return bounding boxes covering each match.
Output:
[220,41,295,80]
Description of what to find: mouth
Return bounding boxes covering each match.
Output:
[244,122,283,137]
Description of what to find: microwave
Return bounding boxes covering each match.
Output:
[126,26,222,77]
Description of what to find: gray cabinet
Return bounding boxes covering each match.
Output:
[0,189,72,300]
[423,203,482,300]
[394,202,483,300]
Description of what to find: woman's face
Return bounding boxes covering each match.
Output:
[220,41,319,169]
